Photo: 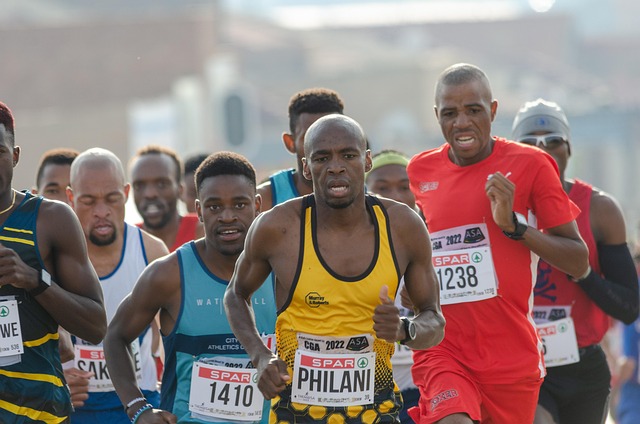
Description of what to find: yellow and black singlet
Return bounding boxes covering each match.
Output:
[273,194,402,423]
[0,192,71,423]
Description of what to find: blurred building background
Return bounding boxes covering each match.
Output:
[2,0,640,237]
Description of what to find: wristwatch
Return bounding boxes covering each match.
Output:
[399,317,416,345]
[502,212,528,240]
[29,269,52,297]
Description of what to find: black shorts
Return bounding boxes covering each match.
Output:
[538,344,611,424]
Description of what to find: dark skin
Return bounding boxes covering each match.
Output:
[527,134,627,247]
[522,133,631,424]
[32,158,92,402]
[257,112,332,211]
[0,126,106,344]
[225,115,445,402]
[428,67,589,424]
[104,174,261,424]
[435,78,588,281]
[130,153,203,250]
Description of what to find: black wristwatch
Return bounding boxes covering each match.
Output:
[29,269,52,297]
[502,212,528,240]
[399,317,416,345]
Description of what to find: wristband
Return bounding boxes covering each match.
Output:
[125,396,147,410]
[570,265,592,283]
[29,269,52,297]
[131,403,153,423]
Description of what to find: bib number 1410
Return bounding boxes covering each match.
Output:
[209,381,253,408]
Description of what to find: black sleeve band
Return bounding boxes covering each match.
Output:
[577,243,639,324]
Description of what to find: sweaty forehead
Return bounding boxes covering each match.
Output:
[436,79,491,107]
[304,118,365,155]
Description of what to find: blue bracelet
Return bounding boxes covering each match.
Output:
[131,403,153,424]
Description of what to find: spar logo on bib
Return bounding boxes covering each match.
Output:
[305,292,329,308]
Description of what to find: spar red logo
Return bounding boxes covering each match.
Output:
[537,326,557,337]
[433,253,470,267]
[199,367,252,383]
[79,349,105,360]
[300,354,356,369]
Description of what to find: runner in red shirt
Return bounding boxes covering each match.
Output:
[512,99,638,424]
[129,145,203,252]
[407,63,589,424]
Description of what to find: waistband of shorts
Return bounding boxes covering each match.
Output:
[578,344,600,357]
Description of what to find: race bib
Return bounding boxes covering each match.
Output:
[430,224,498,305]
[532,305,572,324]
[432,247,498,305]
[292,350,375,407]
[296,333,374,354]
[537,317,580,367]
[75,341,142,392]
[0,299,23,365]
[262,333,277,354]
[189,360,263,422]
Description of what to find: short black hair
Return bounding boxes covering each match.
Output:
[184,152,209,175]
[0,101,15,146]
[35,148,80,188]
[435,63,492,102]
[130,144,183,183]
[288,88,344,134]
[195,151,256,198]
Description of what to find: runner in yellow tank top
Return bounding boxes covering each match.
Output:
[225,114,445,423]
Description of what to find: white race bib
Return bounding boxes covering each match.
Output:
[75,341,142,392]
[292,350,375,407]
[296,333,374,354]
[189,361,263,422]
[532,305,572,324]
[430,224,498,305]
[537,317,580,367]
[0,299,23,365]
[432,247,498,305]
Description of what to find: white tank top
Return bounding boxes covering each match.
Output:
[99,224,156,391]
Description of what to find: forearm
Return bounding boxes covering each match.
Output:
[103,330,146,411]
[224,291,274,365]
[578,243,639,324]
[405,309,445,351]
[522,228,589,278]
[35,285,107,344]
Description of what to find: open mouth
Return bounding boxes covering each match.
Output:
[142,203,163,217]
[93,223,113,236]
[455,136,475,147]
[328,180,349,195]
[218,228,242,241]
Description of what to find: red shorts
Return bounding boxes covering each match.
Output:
[409,354,542,423]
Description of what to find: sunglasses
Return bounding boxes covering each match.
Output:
[517,134,567,149]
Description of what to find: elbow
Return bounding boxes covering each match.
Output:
[621,305,639,325]
[433,315,446,347]
[85,314,108,345]
[416,312,446,350]
[85,324,107,345]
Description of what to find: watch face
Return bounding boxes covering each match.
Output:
[515,213,528,226]
[408,321,417,340]
[41,269,52,286]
